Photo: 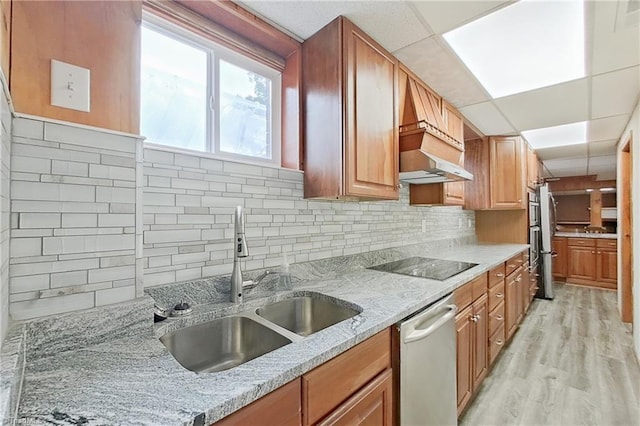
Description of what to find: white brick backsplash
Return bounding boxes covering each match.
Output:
[144,192,175,206]
[145,229,202,244]
[44,122,136,153]
[199,157,223,172]
[51,270,88,288]
[98,214,135,227]
[144,149,174,164]
[12,156,51,174]
[90,164,135,181]
[13,118,44,139]
[11,292,95,320]
[19,213,61,229]
[13,142,101,163]
[12,181,95,202]
[99,254,135,268]
[88,265,135,283]
[61,214,98,228]
[95,285,136,306]
[10,238,42,257]
[174,153,200,168]
[42,234,134,255]
[52,160,89,177]
[96,187,134,203]
[11,274,50,293]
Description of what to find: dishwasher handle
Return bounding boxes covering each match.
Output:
[403,305,456,344]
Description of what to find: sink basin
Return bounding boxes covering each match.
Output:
[160,316,291,373]
[256,296,360,336]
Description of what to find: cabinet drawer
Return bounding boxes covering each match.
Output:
[213,379,301,426]
[489,302,505,336]
[471,273,488,301]
[568,238,596,247]
[505,255,521,276]
[489,324,506,365]
[454,282,473,310]
[488,282,505,311]
[597,239,617,249]
[302,329,390,426]
[489,264,506,288]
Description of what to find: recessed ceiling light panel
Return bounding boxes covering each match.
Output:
[443,0,585,98]
[522,121,587,149]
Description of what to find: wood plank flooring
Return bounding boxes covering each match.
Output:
[460,283,640,426]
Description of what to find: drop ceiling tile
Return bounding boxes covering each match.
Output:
[239,1,431,51]
[591,0,640,75]
[458,101,515,135]
[591,66,640,119]
[587,154,617,167]
[410,0,514,34]
[544,157,589,170]
[535,144,588,161]
[546,168,589,178]
[588,139,618,156]
[393,37,490,108]
[587,114,630,142]
[593,170,617,180]
[494,79,589,131]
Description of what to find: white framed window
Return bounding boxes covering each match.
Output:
[140,15,282,165]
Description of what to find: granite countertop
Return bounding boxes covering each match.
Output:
[554,232,617,239]
[7,242,528,425]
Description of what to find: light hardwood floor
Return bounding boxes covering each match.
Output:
[460,283,640,426]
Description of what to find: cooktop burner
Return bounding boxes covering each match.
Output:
[368,257,478,281]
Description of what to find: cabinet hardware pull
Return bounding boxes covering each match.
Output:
[496,293,504,298]
[496,273,504,277]
[496,315,503,320]
[470,315,478,323]
[496,339,504,346]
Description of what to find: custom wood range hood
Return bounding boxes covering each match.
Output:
[398,67,473,184]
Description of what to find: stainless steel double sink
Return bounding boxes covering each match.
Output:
[159,294,362,373]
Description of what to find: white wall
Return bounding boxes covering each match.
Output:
[0,75,10,345]
[618,98,640,362]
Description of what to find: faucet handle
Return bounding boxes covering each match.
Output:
[242,270,275,290]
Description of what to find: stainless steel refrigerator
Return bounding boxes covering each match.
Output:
[538,183,556,299]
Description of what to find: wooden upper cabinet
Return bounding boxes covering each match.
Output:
[302,16,399,200]
[464,136,526,210]
[490,136,526,209]
[526,144,540,189]
[444,102,464,145]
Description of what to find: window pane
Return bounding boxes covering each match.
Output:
[219,60,271,159]
[141,27,207,151]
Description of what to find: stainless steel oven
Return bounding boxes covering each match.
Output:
[529,191,540,227]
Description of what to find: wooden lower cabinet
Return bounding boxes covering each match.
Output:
[214,330,391,426]
[505,271,518,340]
[318,369,393,426]
[552,237,568,279]
[213,379,302,426]
[566,238,617,289]
[455,277,489,415]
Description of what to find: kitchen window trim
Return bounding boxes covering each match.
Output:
[141,12,283,167]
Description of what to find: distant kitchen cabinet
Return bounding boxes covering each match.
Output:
[302,16,399,200]
[464,136,526,210]
[526,144,540,189]
[566,238,617,289]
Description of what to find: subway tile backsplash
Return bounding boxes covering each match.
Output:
[143,147,475,287]
[5,115,475,322]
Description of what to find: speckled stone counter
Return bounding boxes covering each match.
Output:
[6,241,528,425]
[554,232,617,239]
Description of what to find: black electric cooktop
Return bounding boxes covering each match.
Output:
[368,257,478,281]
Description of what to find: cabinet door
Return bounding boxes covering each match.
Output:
[552,237,568,278]
[527,145,539,188]
[489,136,525,209]
[213,379,302,426]
[444,102,464,144]
[505,274,518,339]
[344,20,398,200]
[596,249,617,287]
[444,181,465,205]
[318,369,393,426]
[455,305,473,415]
[471,294,488,392]
[567,246,597,281]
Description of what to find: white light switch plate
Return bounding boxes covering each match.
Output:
[51,59,90,112]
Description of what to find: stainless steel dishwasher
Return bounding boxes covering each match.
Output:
[397,293,457,425]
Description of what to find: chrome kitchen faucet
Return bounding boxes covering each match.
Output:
[230,205,274,303]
